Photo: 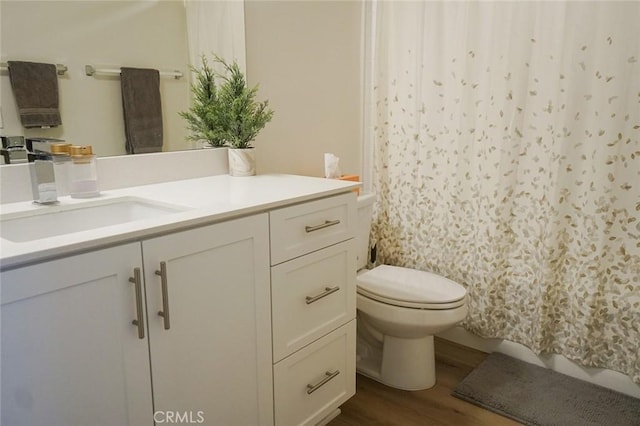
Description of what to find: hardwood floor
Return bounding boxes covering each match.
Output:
[329,338,522,426]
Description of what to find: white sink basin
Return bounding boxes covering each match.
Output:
[1,197,190,242]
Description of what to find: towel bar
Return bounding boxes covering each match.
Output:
[85,65,182,80]
[0,62,68,76]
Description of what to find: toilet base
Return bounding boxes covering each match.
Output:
[356,334,436,391]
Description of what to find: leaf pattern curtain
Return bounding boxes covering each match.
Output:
[368,1,640,382]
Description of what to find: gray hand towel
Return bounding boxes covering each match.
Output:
[8,61,62,128]
[120,67,163,154]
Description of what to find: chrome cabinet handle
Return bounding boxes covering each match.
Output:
[155,261,171,330]
[306,370,340,395]
[305,219,341,233]
[305,286,340,305]
[129,267,145,339]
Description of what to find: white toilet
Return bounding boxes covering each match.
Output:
[355,193,468,391]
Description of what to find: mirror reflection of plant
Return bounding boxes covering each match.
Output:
[214,55,274,149]
[179,56,225,147]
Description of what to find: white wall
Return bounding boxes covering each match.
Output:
[0,0,190,157]
[244,0,363,178]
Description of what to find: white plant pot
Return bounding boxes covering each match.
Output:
[228,148,256,176]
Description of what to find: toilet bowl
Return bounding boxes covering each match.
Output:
[355,194,468,391]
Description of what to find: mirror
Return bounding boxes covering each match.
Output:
[0,0,195,160]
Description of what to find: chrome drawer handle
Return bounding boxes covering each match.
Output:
[155,261,171,330]
[305,286,340,305]
[305,219,341,233]
[129,267,145,339]
[306,370,340,395]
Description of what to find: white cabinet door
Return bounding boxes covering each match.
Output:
[142,214,273,426]
[1,243,153,426]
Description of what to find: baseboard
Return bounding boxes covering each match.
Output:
[438,326,640,399]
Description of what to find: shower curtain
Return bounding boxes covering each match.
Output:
[366,1,640,382]
[185,0,246,72]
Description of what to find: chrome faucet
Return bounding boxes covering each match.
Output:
[28,152,58,204]
[1,136,28,164]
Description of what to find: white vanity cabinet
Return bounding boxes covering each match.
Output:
[269,192,357,426]
[1,213,273,426]
[0,175,360,426]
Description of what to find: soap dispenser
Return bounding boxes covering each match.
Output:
[51,142,72,196]
[27,151,58,204]
[69,145,99,198]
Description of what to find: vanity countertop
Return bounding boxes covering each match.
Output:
[0,173,360,270]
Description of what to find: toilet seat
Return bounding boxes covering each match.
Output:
[356,265,466,310]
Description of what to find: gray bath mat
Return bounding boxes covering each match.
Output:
[452,352,640,426]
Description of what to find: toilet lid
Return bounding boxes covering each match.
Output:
[357,265,466,309]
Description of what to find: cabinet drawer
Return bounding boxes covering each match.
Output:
[271,240,356,362]
[274,321,356,426]
[270,192,356,265]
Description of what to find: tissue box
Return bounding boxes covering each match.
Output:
[338,174,360,195]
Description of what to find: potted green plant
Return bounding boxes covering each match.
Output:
[179,56,225,148]
[214,55,274,176]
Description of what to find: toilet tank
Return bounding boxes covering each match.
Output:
[356,193,376,270]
